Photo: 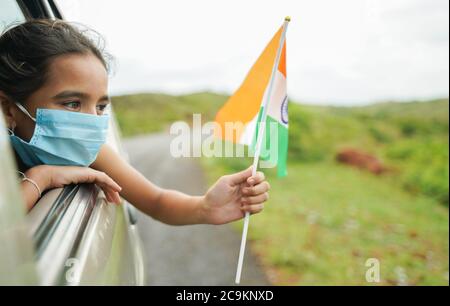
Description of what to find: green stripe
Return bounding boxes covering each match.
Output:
[251,108,288,177]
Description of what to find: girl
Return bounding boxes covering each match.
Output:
[0,20,270,225]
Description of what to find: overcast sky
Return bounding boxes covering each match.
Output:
[56,0,449,105]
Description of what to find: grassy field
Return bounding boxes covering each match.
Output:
[203,158,449,285]
[112,92,449,285]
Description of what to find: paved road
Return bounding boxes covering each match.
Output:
[123,133,269,286]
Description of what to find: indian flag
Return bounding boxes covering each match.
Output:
[215,19,289,177]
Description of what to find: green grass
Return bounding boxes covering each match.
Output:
[202,158,449,285]
[112,92,449,285]
[288,99,449,205]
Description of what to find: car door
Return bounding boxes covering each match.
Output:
[0,0,145,285]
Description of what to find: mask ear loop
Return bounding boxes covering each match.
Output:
[15,103,36,122]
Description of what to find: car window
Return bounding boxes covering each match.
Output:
[0,0,26,33]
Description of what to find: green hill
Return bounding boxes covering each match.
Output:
[112,92,227,136]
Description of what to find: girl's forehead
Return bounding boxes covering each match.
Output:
[43,53,109,98]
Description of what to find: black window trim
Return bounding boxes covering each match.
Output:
[48,0,63,19]
[17,0,62,20]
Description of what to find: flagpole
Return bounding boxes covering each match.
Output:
[235,16,290,285]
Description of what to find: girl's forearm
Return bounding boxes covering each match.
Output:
[91,145,210,225]
[147,189,208,226]
[21,181,41,211]
[21,165,51,211]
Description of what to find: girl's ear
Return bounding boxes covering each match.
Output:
[0,91,17,130]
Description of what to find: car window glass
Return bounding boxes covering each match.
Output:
[0,0,26,33]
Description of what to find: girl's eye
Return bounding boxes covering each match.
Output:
[96,104,108,113]
[62,101,81,110]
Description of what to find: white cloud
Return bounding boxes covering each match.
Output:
[56,0,449,105]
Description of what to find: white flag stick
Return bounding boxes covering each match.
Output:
[235,17,290,285]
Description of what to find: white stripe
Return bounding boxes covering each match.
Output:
[238,70,287,145]
[266,70,287,127]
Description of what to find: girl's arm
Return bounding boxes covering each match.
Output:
[91,144,270,225]
[22,165,122,211]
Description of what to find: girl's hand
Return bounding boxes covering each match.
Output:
[26,165,122,204]
[202,166,270,225]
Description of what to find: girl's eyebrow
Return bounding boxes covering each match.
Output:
[52,90,110,102]
[52,90,88,99]
[99,95,110,102]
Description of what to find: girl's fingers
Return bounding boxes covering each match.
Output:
[105,191,112,203]
[227,166,253,186]
[102,187,112,201]
[246,171,265,186]
[89,169,121,192]
[242,181,270,196]
[106,177,122,192]
[104,188,121,204]
[241,203,265,214]
[97,172,122,192]
[107,191,120,204]
[55,167,121,204]
[87,170,121,204]
[241,192,269,205]
[111,191,121,204]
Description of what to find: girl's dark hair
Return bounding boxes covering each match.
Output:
[0,19,110,104]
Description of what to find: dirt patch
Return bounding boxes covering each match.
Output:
[336,148,386,175]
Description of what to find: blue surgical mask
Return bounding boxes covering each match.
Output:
[9,103,109,167]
